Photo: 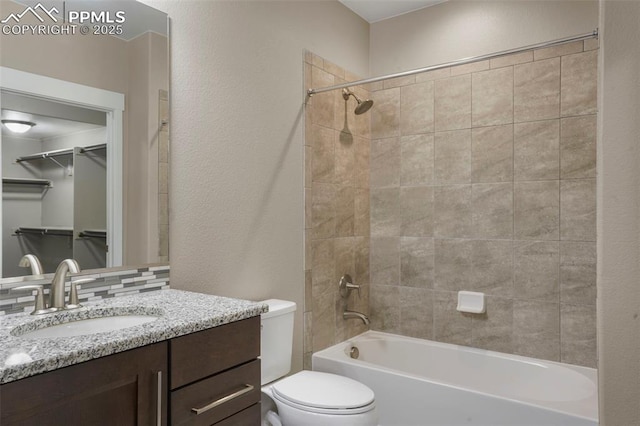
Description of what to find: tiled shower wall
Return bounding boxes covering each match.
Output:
[369,39,598,367]
[304,51,371,368]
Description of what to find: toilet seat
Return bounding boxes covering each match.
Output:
[270,371,376,415]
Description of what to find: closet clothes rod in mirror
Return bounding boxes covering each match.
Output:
[307,29,598,96]
[14,227,73,237]
[2,178,52,188]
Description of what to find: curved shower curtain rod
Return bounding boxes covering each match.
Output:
[307,29,598,97]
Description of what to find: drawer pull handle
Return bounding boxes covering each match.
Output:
[191,384,254,415]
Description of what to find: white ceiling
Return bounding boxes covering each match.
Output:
[339,0,446,23]
[1,110,104,140]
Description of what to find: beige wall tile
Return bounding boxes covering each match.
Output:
[353,96,372,139]
[472,183,513,239]
[471,125,513,183]
[401,134,434,186]
[323,59,345,79]
[450,60,490,76]
[415,67,451,83]
[367,81,384,92]
[304,311,312,353]
[472,297,514,353]
[400,287,434,339]
[433,290,473,346]
[334,237,355,284]
[384,75,415,89]
[434,239,473,291]
[472,67,514,127]
[312,290,336,351]
[514,120,560,181]
[435,75,472,131]
[560,242,596,305]
[370,285,401,333]
[560,115,597,179]
[335,131,354,186]
[344,70,363,83]
[370,237,400,286]
[471,240,513,296]
[560,304,597,367]
[304,229,311,270]
[311,183,336,239]
[305,270,312,312]
[514,58,560,122]
[490,51,533,69]
[304,188,312,229]
[513,300,560,361]
[311,66,335,128]
[561,50,598,117]
[354,135,370,188]
[434,185,473,238]
[560,179,596,241]
[401,186,433,237]
[354,188,370,237]
[401,81,434,135]
[304,145,312,188]
[311,124,335,183]
[335,186,354,237]
[401,237,434,289]
[583,38,599,51]
[354,237,370,285]
[514,181,560,240]
[434,129,472,184]
[311,238,335,288]
[514,241,560,301]
[371,87,401,139]
[534,40,583,61]
[370,137,400,187]
[371,187,400,237]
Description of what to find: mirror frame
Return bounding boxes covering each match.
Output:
[0,66,124,269]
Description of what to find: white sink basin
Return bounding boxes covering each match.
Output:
[13,314,159,339]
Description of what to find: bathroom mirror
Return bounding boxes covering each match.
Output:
[0,0,169,280]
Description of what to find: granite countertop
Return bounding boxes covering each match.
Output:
[0,289,268,384]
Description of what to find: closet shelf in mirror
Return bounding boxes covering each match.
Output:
[79,229,107,239]
[14,227,73,237]
[2,178,53,188]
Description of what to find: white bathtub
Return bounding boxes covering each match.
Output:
[312,331,598,426]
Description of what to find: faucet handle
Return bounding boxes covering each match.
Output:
[13,285,49,315]
[66,278,94,309]
[338,274,361,299]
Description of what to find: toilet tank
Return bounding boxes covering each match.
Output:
[260,299,297,385]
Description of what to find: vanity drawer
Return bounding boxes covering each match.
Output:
[214,404,260,425]
[170,316,260,389]
[170,359,260,426]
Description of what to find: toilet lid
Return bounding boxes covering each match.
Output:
[271,371,375,410]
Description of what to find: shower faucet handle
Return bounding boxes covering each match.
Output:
[338,274,361,299]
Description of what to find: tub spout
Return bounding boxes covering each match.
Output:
[343,310,370,325]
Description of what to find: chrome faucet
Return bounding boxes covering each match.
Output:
[50,259,80,310]
[343,310,370,325]
[18,254,44,276]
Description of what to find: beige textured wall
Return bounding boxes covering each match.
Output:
[368,41,598,367]
[141,0,369,373]
[304,51,371,368]
[597,0,640,423]
[370,0,598,76]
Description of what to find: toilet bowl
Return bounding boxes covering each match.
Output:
[260,299,378,426]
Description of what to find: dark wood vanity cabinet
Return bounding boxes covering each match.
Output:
[0,341,168,426]
[0,316,261,426]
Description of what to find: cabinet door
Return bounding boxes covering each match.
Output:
[0,341,168,426]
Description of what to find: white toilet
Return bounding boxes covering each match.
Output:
[260,299,378,426]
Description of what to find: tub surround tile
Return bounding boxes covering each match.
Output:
[560,242,596,305]
[371,137,400,188]
[371,187,400,237]
[334,131,355,186]
[514,241,560,302]
[354,136,370,188]
[354,237,370,286]
[450,60,490,76]
[561,50,597,117]
[434,130,472,184]
[472,183,513,239]
[514,58,560,122]
[560,115,597,179]
[471,240,513,297]
[434,185,473,238]
[401,134,434,185]
[513,300,560,362]
[371,88,401,139]
[400,81,434,135]
[304,312,313,353]
[334,238,355,285]
[534,40,583,61]
[313,290,336,351]
[311,238,335,287]
[305,270,312,312]
[335,186,355,237]
[415,67,451,83]
[370,285,401,333]
[0,290,266,383]
[434,239,473,291]
[514,120,560,181]
[433,291,473,346]
[560,304,597,368]
[400,287,434,339]
[472,67,514,127]
[401,237,434,289]
[400,186,433,237]
[311,183,337,239]
[384,75,415,89]
[354,188,370,237]
[514,181,560,240]
[435,75,472,131]
[583,38,599,51]
[471,125,513,183]
[490,51,533,69]
[311,125,335,183]
[323,59,345,79]
[371,237,400,287]
[311,66,335,128]
[472,297,514,354]
[560,179,596,241]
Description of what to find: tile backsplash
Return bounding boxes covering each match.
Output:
[0,265,170,315]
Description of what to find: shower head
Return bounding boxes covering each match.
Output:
[342,88,374,115]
